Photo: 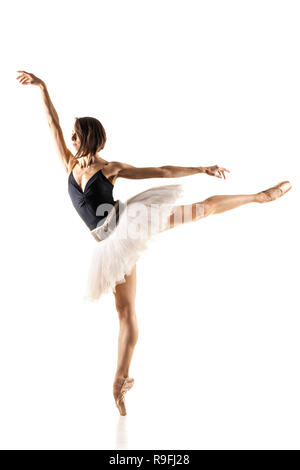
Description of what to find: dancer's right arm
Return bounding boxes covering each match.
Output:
[16,71,74,173]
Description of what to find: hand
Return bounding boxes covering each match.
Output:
[204,165,230,179]
[16,70,44,87]
[78,155,96,168]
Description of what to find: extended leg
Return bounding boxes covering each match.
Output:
[165,193,257,230]
[164,180,292,230]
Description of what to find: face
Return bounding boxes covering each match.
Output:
[71,125,81,152]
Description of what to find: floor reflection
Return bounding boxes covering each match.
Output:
[115,415,129,449]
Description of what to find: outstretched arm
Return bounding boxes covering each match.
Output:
[118,164,205,178]
[107,162,229,180]
[39,81,60,125]
[16,71,74,172]
[39,82,74,172]
[161,164,230,179]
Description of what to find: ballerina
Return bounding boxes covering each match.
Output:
[16,70,292,416]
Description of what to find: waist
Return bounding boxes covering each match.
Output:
[90,200,122,241]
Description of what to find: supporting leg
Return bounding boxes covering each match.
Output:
[112,264,138,415]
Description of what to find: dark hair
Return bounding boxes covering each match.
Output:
[74,116,107,159]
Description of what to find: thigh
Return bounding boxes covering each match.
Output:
[113,264,137,310]
[163,202,205,231]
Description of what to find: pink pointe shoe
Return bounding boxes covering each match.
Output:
[113,377,135,416]
[258,181,292,203]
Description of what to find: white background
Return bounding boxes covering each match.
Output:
[0,0,299,450]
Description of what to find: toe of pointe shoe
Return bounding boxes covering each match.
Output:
[116,399,127,416]
[278,181,292,194]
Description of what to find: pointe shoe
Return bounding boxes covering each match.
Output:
[258,181,292,203]
[113,377,134,416]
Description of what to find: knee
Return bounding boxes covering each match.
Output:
[201,199,214,217]
[115,302,136,320]
[190,201,211,220]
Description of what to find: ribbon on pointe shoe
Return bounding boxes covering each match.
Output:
[115,377,134,415]
[117,377,134,404]
[261,181,292,202]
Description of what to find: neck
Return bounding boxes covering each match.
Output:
[77,153,104,168]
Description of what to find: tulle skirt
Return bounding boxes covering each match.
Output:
[84,183,184,301]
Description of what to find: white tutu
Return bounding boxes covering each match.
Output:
[84,183,184,301]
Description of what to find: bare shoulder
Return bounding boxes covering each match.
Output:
[66,152,78,176]
[102,160,136,183]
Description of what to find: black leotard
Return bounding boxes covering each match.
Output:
[68,166,116,231]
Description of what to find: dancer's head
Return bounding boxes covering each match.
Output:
[72,117,107,160]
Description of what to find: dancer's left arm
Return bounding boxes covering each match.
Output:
[107,162,230,180]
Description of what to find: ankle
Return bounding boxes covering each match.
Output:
[114,373,128,383]
[255,192,265,203]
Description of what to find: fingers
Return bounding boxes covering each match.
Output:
[215,165,231,179]
[18,78,29,85]
[220,167,230,179]
[206,165,231,180]
[79,156,95,168]
[16,71,32,85]
[214,167,223,179]
[215,168,230,179]
[16,71,33,85]
[16,71,28,79]
[17,71,30,77]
